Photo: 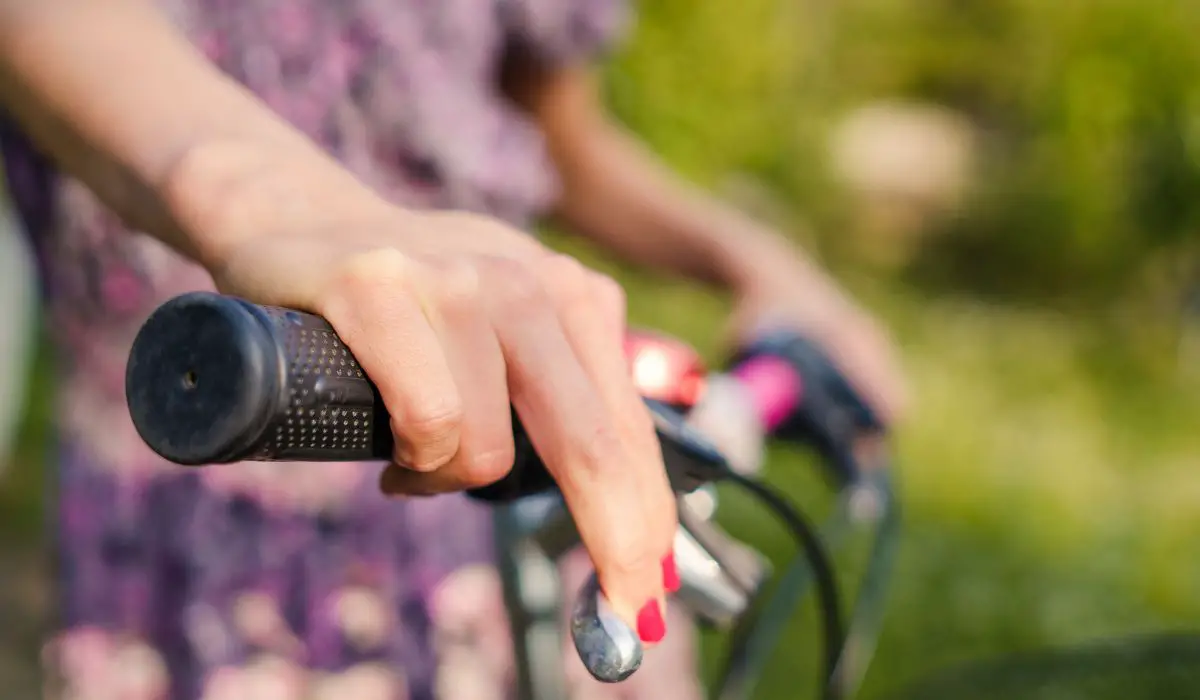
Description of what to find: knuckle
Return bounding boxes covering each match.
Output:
[328,247,413,300]
[431,259,483,311]
[541,254,592,300]
[571,423,627,477]
[401,402,465,452]
[318,248,420,340]
[483,257,549,309]
[588,272,627,332]
[459,445,517,488]
[590,272,626,312]
[538,255,606,319]
[544,253,590,284]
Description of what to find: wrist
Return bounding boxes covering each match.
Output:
[710,222,822,298]
[160,137,389,271]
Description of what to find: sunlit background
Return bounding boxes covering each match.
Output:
[3,0,1199,697]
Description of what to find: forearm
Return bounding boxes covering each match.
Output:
[518,66,802,290]
[551,118,813,291]
[0,0,378,269]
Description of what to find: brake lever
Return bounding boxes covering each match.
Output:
[124,291,736,684]
[567,490,776,684]
[675,500,773,629]
[511,486,771,635]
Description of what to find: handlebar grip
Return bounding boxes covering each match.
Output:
[126,292,725,501]
[124,291,552,501]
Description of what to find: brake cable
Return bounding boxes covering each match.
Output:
[716,468,900,700]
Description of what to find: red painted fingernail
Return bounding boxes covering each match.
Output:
[636,600,666,643]
[662,553,681,593]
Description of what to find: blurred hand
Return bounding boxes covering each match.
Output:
[185,148,678,639]
[724,250,908,425]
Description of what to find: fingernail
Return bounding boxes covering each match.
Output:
[636,600,666,643]
[662,553,681,593]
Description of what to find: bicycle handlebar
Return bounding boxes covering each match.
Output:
[125,291,730,498]
[124,290,895,698]
[125,291,737,684]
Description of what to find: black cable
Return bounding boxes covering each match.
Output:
[720,469,846,700]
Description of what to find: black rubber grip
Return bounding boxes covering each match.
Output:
[126,292,726,502]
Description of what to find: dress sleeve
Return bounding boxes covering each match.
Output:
[498,0,634,68]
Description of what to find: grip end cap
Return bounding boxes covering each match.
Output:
[126,292,279,465]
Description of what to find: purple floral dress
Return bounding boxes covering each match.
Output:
[0,1,633,698]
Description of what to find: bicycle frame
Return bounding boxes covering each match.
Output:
[496,498,572,700]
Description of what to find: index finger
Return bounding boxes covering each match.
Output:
[484,265,671,636]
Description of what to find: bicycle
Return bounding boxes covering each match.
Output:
[123,291,901,700]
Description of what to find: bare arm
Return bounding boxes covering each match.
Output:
[0,0,382,268]
[511,63,830,295]
[1,5,684,624]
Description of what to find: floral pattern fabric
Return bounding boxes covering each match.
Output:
[0,1,632,698]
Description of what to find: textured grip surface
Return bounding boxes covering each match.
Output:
[248,304,551,500]
[126,293,554,501]
[248,305,390,461]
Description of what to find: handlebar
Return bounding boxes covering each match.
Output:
[124,291,730,494]
[124,290,897,699]
[125,291,736,683]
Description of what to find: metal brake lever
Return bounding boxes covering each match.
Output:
[675,500,773,629]
[509,473,771,690]
[517,490,771,631]
[565,495,773,683]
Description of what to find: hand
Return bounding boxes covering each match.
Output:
[180,147,678,640]
[724,247,908,425]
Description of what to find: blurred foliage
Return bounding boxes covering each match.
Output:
[551,227,1200,698]
[584,0,1200,697]
[845,0,1200,305]
[607,0,1200,308]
